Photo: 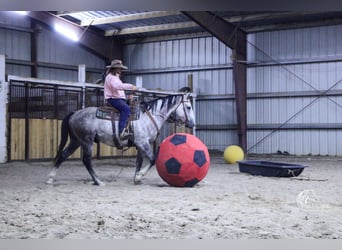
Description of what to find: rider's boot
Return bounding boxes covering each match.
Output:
[119,127,133,140]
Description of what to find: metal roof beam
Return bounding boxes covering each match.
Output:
[103,11,326,37]
[27,11,123,62]
[81,11,180,26]
[182,11,247,152]
[105,21,196,36]
[182,11,247,56]
[55,11,81,16]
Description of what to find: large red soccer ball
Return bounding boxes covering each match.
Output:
[155,133,210,187]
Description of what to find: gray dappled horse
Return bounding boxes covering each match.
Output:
[46,87,195,186]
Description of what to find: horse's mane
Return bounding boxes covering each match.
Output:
[142,95,182,114]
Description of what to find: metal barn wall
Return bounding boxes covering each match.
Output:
[0,12,105,83]
[36,27,106,82]
[123,37,238,149]
[124,24,342,156]
[0,13,32,76]
[247,25,342,156]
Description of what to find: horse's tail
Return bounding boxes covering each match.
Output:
[54,112,74,165]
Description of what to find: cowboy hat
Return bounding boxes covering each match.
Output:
[106,59,128,69]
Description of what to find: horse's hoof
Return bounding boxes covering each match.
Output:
[134,180,142,185]
[134,174,143,185]
[45,178,54,185]
[95,181,106,186]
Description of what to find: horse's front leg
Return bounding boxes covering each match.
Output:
[134,143,155,185]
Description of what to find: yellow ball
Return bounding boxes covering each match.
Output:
[223,145,244,164]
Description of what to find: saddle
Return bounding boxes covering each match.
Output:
[96,96,140,122]
[95,96,141,148]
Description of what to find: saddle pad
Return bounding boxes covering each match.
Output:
[96,104,140,121]
[96,106,120,120]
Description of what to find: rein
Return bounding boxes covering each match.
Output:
[142,94,188,140]
[167,95,190,125]
[145,109,160,140]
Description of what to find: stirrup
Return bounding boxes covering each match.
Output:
[120,129,133,140]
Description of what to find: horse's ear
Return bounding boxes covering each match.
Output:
[178,87,191,93]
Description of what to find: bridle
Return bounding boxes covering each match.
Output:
[143,92,193,140]
[167,94,192,125]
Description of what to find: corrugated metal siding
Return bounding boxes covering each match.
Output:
[124,36,237,148]
[247,25,342,156]
[0,12,31,28]
[3,12,342,156]
[1,12,105,82]
[37,28,105,82]
[197,130,239,151]
[124,37,234,89]
[5,65,31,77]
[1,12,35,77]
[0,12,31,62]
[248,130,342,156]
[125,37,231,76]
[250,25,342,62]
[37,68,78,82]
[197,100,236,125]
[0,29,31,61]
[124,24,342,156]
[36,26,105,69]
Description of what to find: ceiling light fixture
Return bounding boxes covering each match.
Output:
[54,23,80,42]
[13,11,29,15]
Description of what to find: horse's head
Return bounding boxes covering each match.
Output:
[168,87,195,128]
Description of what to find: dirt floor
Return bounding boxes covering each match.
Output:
[0,154,341,239]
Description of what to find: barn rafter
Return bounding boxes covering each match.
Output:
[27,11,123,62]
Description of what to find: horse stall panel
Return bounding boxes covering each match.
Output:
[8,78,137,161]
[56,120,81,159]
[28,119,57,159]
[10,119,25,161]
[9,118,82,160]
[8,79,83,161]
[28,119,81,160]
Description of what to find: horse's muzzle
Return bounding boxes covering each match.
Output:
[185,120,195,129]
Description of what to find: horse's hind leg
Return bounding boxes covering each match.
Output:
[82,145,105,186]
[54,140,80,167]
[46,141,80,184]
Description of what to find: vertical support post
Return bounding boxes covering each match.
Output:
[30,22,38,77]
[181,11,248,153]
[24,81,29,161]
[135,76,143,88]
[187,74,196,136]
[78,64,88,158]
[78,64,86,109]
[233,50,247,153]
[0,55,7,163]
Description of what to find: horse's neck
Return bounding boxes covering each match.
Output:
[153,96,181,119]
[144,95,182,126]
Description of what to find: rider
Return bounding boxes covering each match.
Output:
[104,59,138,140]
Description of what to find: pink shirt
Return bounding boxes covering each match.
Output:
[104,73,134,99]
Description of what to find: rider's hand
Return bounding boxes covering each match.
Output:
[131,85,138,91]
